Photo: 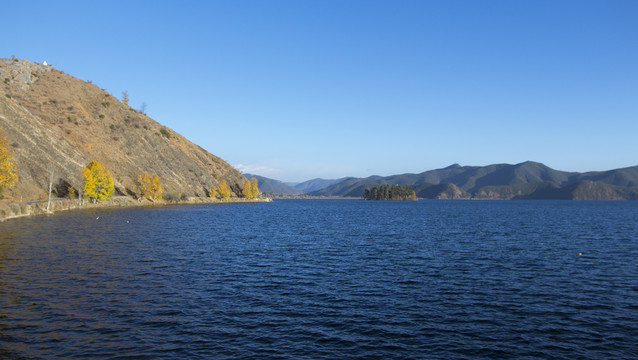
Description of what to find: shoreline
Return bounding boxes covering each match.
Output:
[0,196,272,222]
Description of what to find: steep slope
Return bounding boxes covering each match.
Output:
[558,180,638,200]
[0,59,245,201]
[473,182,561,200]
[244,174,303,195]
[413,183,468,199]
[574,166,638,188]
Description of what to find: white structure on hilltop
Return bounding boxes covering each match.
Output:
[43,61,48,66]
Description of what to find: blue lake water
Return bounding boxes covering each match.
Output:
[1,199,637,359]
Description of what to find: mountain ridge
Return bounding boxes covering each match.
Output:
[309,162,638,200]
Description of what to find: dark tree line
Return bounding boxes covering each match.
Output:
[363,184,417,200]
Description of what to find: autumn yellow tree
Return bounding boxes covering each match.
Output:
[135,173,152,200]
[208,184,217,199]
[82,160,114,202]
[242,179,253,198]
[135,173,162,201]
[216,179,231,201]
[250,177,259,198]
[0,128,18,195]
[151,175,162,200]
[242,177,260,199]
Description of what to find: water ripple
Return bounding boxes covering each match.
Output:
[1,200,637,359]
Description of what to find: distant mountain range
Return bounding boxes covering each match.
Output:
[243,174,346,195]
[250,162,638,200]
[244,174,303,195]
[292,178,346,193]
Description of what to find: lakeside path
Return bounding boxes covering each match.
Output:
[0,196,272,222]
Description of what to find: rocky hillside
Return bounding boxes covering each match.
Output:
[0,58,246,201]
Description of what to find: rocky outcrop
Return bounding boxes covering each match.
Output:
[412,183,469,199]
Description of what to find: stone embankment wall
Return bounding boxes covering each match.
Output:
[0,199,81,222]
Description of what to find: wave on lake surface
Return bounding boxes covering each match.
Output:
[1,200,637,359]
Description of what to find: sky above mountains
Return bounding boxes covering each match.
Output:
[3,1,637,182]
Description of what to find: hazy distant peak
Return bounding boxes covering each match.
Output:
[293,178,344,193]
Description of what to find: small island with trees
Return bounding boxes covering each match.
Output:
[363,184,416,201]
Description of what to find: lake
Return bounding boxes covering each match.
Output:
[1,199,637,359]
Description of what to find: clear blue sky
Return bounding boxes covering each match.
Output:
[3,1,637,182]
